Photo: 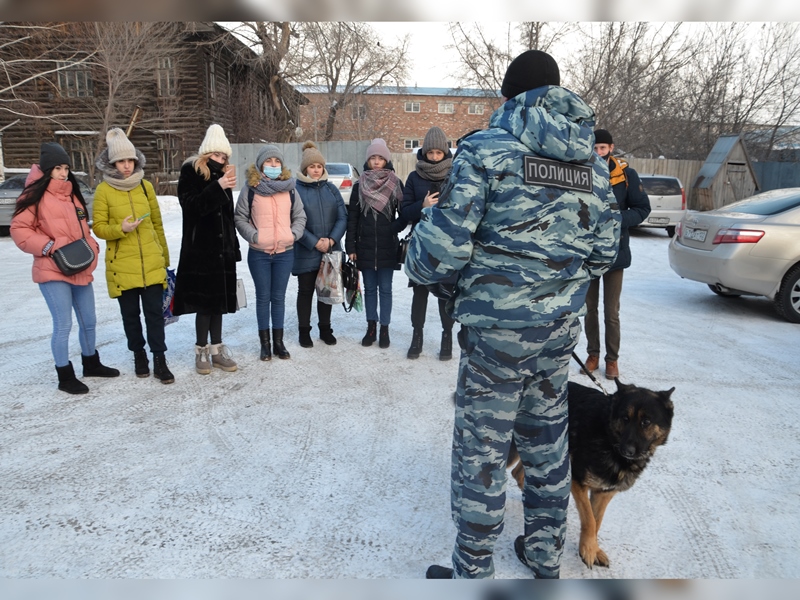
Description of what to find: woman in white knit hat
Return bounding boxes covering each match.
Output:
[92,128,174,383]
[173,124,241,375]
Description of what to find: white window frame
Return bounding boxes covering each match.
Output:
[208,59,216,100]
[404,139,423,150]
[351,104,367,120]
[57,62,93,98]
[404,101,420,113]
[156,57,177,97]
[438,102,455,114]
[468,103,485,115]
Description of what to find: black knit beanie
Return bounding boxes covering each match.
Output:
[594,129,614,145]
[39,142,71,172]
[501,50,561,99]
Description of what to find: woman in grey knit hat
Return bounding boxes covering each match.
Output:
[399,126,456,360]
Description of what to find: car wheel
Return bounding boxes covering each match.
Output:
[707,284,741,298]
[774,264,800,323]
[666,225,676,238]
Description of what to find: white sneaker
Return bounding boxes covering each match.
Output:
[210,343,238,372]
[195,344,211,375]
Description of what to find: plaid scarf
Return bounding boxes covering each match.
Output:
[358,168,402,220]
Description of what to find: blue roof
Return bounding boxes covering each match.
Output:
[294,84,500,98]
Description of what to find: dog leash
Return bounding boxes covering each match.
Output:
[571,352,609,396]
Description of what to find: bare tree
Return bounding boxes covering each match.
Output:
[564,22,698,158]
[446,22,514,95]
[518,22,577,54]
[221,21,303,142]
[286,22,409,141]
[0,23,95,125]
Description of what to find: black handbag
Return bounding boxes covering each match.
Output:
[342,257,359,294]
[397,231,412,267]
[52,206,95,276]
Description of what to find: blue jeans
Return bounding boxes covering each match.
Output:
[361,268,393,326]
[247,248,294,330]
[39,281,97,367]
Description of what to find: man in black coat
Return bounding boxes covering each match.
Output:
[583,129,651,380]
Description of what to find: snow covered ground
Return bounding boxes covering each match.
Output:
[0,195,798,580]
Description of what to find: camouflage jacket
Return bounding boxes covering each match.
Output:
[404,86,621,328]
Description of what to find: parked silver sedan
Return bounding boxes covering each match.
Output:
[326,162,360,205]
[668,188,800,322]
[0,174,94,235]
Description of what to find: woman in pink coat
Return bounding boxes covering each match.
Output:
[11,142,119,394]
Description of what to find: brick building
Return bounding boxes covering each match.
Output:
[296,86,502,152]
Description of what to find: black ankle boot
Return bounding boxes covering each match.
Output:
[318,322,337,345]
[272,329,291,359]
[56,362,89,395]
[407,328,423,359]
[298,326,313,348]
[152,353,175,384]
[259,329,272,361]
[133,349,150,377]
[82,350,120,378]
[361,320,377,346]
[379,324,390,348]
[439,329,453,361]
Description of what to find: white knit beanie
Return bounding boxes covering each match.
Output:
[106,128,137,164]
[198,124,232,157]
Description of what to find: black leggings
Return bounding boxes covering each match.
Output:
[196,313,223,346]
[296,271,333,328]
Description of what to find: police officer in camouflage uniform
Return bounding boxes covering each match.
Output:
[405,50,621,579]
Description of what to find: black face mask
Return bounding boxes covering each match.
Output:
[208,158,225,172]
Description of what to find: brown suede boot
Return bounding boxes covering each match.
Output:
[605,360,619,380]
[583,354,599,374]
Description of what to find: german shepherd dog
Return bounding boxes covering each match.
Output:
[508,379,675,569]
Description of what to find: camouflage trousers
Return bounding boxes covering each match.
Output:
[449,319,579,578]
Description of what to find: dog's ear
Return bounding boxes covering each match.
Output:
[660,387,676,413]
[614,378,634,393]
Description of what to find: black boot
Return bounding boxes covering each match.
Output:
[259,329,272,361]
[82,350,120,378]
[152,353,175,384]
[298,326,314,348]
[379,324,390,349]
[425,565,454,579]
[272,329,291,359]
[361,320,377,347]
[439,329,453,361]
[56,362,89,395]
[318,322,337,345]
[133,349,150,377]
[407,328,423,359]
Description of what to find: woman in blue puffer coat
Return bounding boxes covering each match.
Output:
[292,142,347,348]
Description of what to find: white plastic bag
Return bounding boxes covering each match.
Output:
[315,251,345,305]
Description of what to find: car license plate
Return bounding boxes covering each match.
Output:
[684,227,707,242]
[648,217,670,225]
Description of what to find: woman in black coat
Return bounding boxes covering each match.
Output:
[173,124,241,374]
[345,138,406,349]
[400,126,456,361]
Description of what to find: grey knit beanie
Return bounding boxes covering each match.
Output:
[39,142,71,172]
[299,141,326,174]
[421,126,449,155]
[106,128,137,164]
[365,138,391,164]
[256,144,284,170]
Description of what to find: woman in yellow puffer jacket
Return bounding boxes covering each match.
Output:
[92,128,174,384]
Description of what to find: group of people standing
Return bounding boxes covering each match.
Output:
[9,120,461,393]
